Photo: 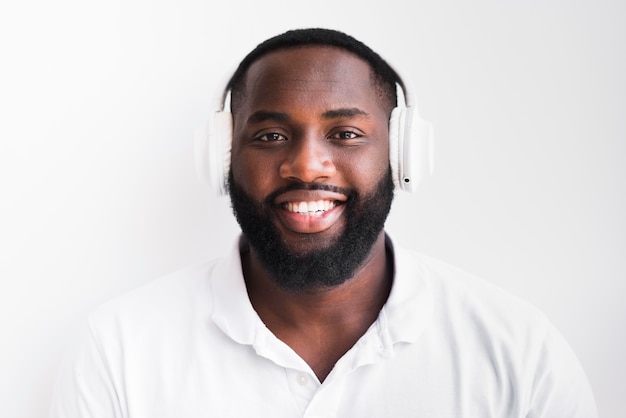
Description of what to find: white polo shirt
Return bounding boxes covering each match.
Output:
[50,235,597,417]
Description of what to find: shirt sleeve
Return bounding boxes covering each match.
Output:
[49,320,125,418]
[525,325,598,418]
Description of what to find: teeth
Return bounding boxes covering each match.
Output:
[285,200,336,215]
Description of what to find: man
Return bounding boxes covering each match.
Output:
[50,28,597,417]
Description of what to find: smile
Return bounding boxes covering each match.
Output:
[283,200,337,216]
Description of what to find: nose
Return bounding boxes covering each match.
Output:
[279,134,336,184]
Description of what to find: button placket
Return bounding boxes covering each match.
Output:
[285,368,319,413]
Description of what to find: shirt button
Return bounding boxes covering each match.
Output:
[297,373,308,385]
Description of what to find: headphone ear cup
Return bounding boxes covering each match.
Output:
[388,106,404,190]
[402,106,434,192]
[194,110,232,196]
[210,110,233,196]
[388,105,434,193]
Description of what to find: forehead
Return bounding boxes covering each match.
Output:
[238,46,379,112]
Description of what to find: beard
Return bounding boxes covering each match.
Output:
[228,168,394,293]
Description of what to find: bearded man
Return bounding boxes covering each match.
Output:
[50,28,597,417]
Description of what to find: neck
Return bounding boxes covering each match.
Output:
[241,232,393,381]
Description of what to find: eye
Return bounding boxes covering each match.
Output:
[329,130,361,140]
[255,132,287,142]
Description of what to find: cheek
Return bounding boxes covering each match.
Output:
[335,142,390,183]
[230,149,277,200]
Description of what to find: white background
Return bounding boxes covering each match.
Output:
[1,0,624,416]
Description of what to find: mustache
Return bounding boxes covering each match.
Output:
[264,182,355,206]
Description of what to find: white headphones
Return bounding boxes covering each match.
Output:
[194,70,434,196]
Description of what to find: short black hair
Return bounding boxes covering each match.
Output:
[226,28,401,115]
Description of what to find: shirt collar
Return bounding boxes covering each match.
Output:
[209,234,433,348]
[381,233,434,345]
[209,236,259,345]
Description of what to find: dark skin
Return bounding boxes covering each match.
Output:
[230,46,394,382]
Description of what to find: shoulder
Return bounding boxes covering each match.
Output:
[87,257,225,336]
[391,240,563,375]
[396,244,548,329]
[390,243,598,417]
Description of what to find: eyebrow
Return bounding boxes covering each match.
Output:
[246,107,370,125]
[322,108,369,119]
[247,111,291,124]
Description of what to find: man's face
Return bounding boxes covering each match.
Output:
[229,46,394,292]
